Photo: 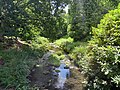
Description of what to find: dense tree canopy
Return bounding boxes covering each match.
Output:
[68,0,120,41]
[0,0,69,40]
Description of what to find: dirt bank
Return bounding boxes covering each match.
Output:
[64,68,85,90]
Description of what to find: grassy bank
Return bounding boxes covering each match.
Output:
[0,37,49,89]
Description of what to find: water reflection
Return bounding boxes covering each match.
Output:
[55,63,70,89]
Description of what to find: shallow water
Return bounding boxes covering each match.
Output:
[54,63,70,89]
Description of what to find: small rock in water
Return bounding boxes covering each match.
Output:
[64,66,69,69]
[43,71,50,75]
[55,69,61,73]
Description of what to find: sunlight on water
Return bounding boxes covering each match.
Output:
[55,63,70,89]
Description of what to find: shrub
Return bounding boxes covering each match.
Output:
[54,37,74,52]
[80,5,120,89]
[32,36,49,49]
[70,46,87,60]
[48,54,60,66]
[64,41,82,53]
[92,6,120,46]
[31,36,50,57]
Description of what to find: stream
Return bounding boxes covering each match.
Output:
[30,50,85,90]
[52,58,85,90]
[54,62,70,89]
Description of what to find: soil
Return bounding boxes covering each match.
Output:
[29,64,56,90]
[29,52,58,90]
[64,68,85,90]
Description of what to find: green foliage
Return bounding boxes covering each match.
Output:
[1,0,120,89]
[0,37,48,89]
[79,5,120,89]
[0,48,37,89]
[92,6,120,46]
[54,37,73,52]
[68,42,87,64]
[31,36,49,57]
[68,0,119,41]
[82,46,120,89]
[32,36,49,49]
[54,39,88,64]
[48,54,60,66]
[0,0,69,41]
[59,55,66,60]
[55,51,63,56]
[70,46,87,60]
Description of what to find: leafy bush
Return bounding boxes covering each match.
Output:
[54,37,73,52]
[92,6,120,46]
[64,41,82,53]
[66,42,87,62]
[69,46,87,60]
[48,54,60,66]
[79,5,120,89]
[31,36,50,57]
[32,36,49,49]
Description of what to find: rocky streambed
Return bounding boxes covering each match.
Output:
[29,51,85,90]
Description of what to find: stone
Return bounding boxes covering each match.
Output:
[64,66,69,69]
[43,71,50,75]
